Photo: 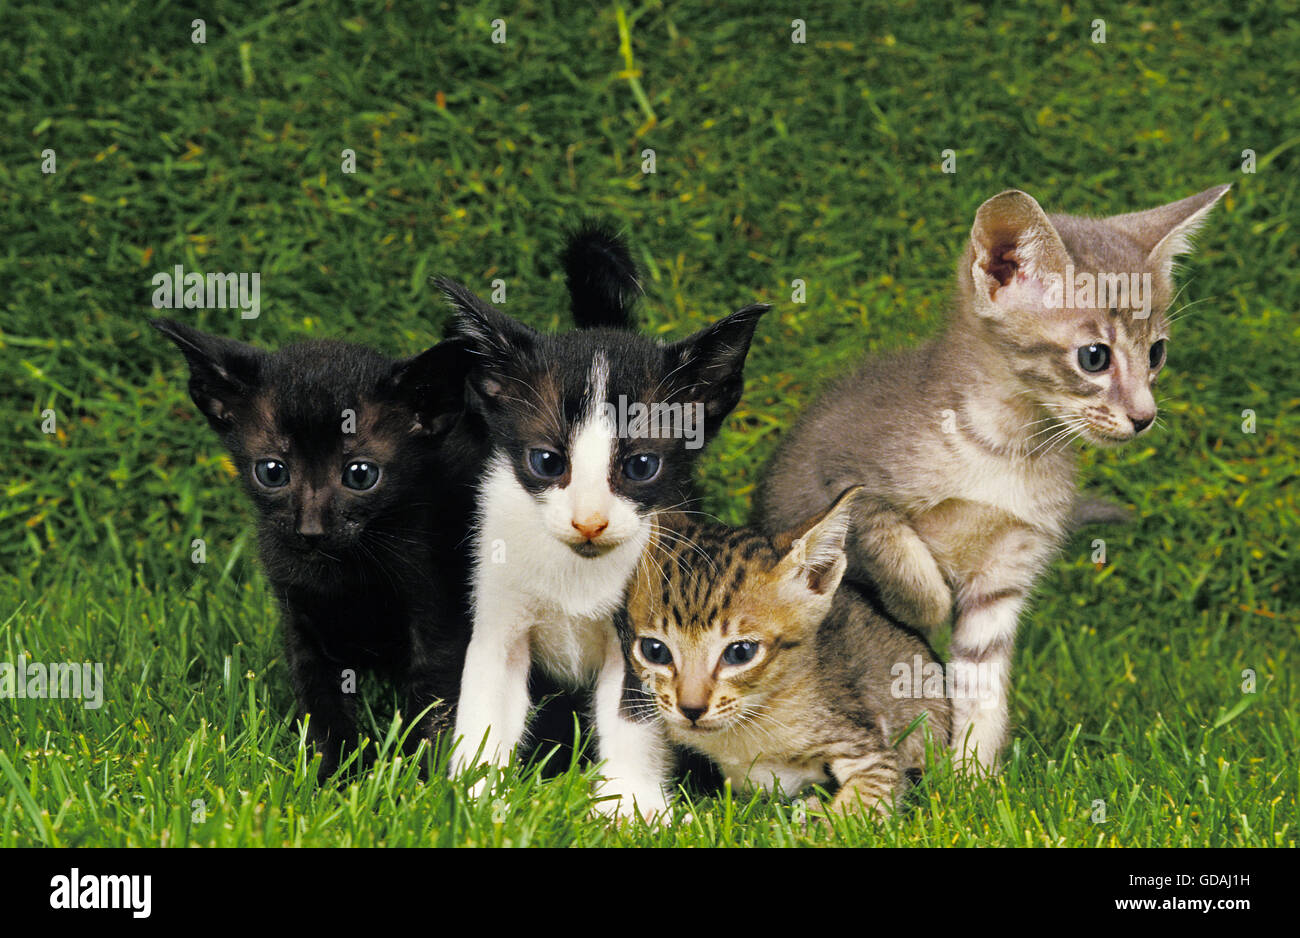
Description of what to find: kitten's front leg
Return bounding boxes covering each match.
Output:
[449,592,533,788]
[590,632,671,822]
[848,499,952,630]
[948,523,1053,773]
[402,621,463,765]
[283,621,359,780]
[948,593,1023,774]
[828,748,901,819]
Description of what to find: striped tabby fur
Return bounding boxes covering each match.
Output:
[756,186,1229,772]
[620,488,950,819]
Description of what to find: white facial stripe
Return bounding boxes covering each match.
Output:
[527,347,649,548]
[567,408,614,522]
[565,350,615,522]
[584,350,610,424]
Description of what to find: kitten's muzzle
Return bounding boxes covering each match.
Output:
[679,704,707,724]
[566,514,616,556]
[571,515,609,540]
[569,540,616,558]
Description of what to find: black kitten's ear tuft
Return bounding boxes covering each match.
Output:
[388,337,474,438]
[666,302,770,435]
[561,221,642,330]
[151,318,264,432]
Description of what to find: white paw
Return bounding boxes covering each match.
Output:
[951,727,1002,778]
[449,747,504,800]
[592,787,671,824]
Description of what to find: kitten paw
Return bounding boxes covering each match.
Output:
[950,719,1004,778]
[890,574,952,631]
[591,788,671,824]
[828,788,894,820]
[951,749,1000,780]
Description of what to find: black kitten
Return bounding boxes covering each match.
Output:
[153,320,481,777]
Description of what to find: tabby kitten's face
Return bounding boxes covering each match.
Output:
[960,186,1229,446]
[627,493,854,733]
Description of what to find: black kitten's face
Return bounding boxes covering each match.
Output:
[439,279,768,557]
[233,365,425,567]
[153,320,470,587]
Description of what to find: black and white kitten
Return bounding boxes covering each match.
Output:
[153,320,481,777]
[444,231,769,818]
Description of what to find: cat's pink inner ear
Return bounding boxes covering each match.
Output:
[970,190,1070,313]
[988,257,1049,310]
[971,241,1048,312]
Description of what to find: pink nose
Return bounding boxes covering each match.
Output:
[572,516,609,540]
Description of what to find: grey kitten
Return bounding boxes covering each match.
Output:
[755,185,1229,772]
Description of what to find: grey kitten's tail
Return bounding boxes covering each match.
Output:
[1068,496,1135,530]
[562,222,641,330]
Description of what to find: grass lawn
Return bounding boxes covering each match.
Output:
[1,0,1296,847]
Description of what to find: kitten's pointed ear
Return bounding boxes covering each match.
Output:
[775,486,860,603]
[966,190,1072,318]
[151,318,264,432]
[388,337,473,438]
[435,277,537,402]
[1105,184,1230,280]
[666,303,770,434]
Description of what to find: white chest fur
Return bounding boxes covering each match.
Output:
[454,455,670,817]
[472,456,650,686]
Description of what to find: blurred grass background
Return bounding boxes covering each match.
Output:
[0,0,1296,845]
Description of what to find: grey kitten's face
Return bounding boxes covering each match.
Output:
[1032,318,1167,445]
[963,186,1228,448]
[1006,222,1170,446]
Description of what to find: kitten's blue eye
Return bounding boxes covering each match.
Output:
[1077,343,1111,373]
[1149,340,1166,370]
[721,641,758,666]
[528,448,567,478]
[640,638,672,666]
[343,461,381,491]
[254,459,289,488]
[623,453,661,482]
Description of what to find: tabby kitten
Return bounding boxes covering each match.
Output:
[624,487,950,817]
[756,185,1229,771]
[154,320,479,777]
[444,229,769,818]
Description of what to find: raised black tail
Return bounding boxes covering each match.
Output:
[561,222,641,329]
